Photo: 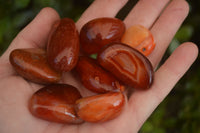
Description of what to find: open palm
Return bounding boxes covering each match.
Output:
[0,0,198,133]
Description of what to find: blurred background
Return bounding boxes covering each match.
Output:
[0,0,199,132]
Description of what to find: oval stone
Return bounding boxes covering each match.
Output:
[76,92,125,122]
[9,48,61,84]
[29,84,83,124]
[80,17,125,55]
[97,43,154,90]
[47,18,80,72]
[75,56,124,93]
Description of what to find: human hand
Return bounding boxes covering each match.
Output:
[0,0,198,133]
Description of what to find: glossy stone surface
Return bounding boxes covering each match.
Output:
[121,25,155,56]
[29,84,83,123]
[76,92,125,122]
[9,48,61,84]
[75,56,124,93]
[97,43,154,90]
[80,17,125,55]
[47,18,79,72]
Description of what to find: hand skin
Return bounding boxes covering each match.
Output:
[0,0,198,133]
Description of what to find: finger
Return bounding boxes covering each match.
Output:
[149,0,189,67]
[76,0,128,30]
[19,7,60,47]
[124,0,170,28]
[0,7,60,62]
[128,43,198,130]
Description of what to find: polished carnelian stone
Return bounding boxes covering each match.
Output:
[75,56,124,93]
[47,18,80,72]
[29,84,83,123]
[9,48,61,84]
[97,43,154,90]
[76,92,125,122]
[80,17,125,55]
[121,25,155,56]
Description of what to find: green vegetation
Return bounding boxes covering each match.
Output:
[0,0,199,132]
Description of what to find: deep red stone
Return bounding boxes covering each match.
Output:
[29,84,83,123]
[80,17,125,55]
[97,43,154,90]
[9,48,61,84]
[47,18,80,72]
[75,56,124,93]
